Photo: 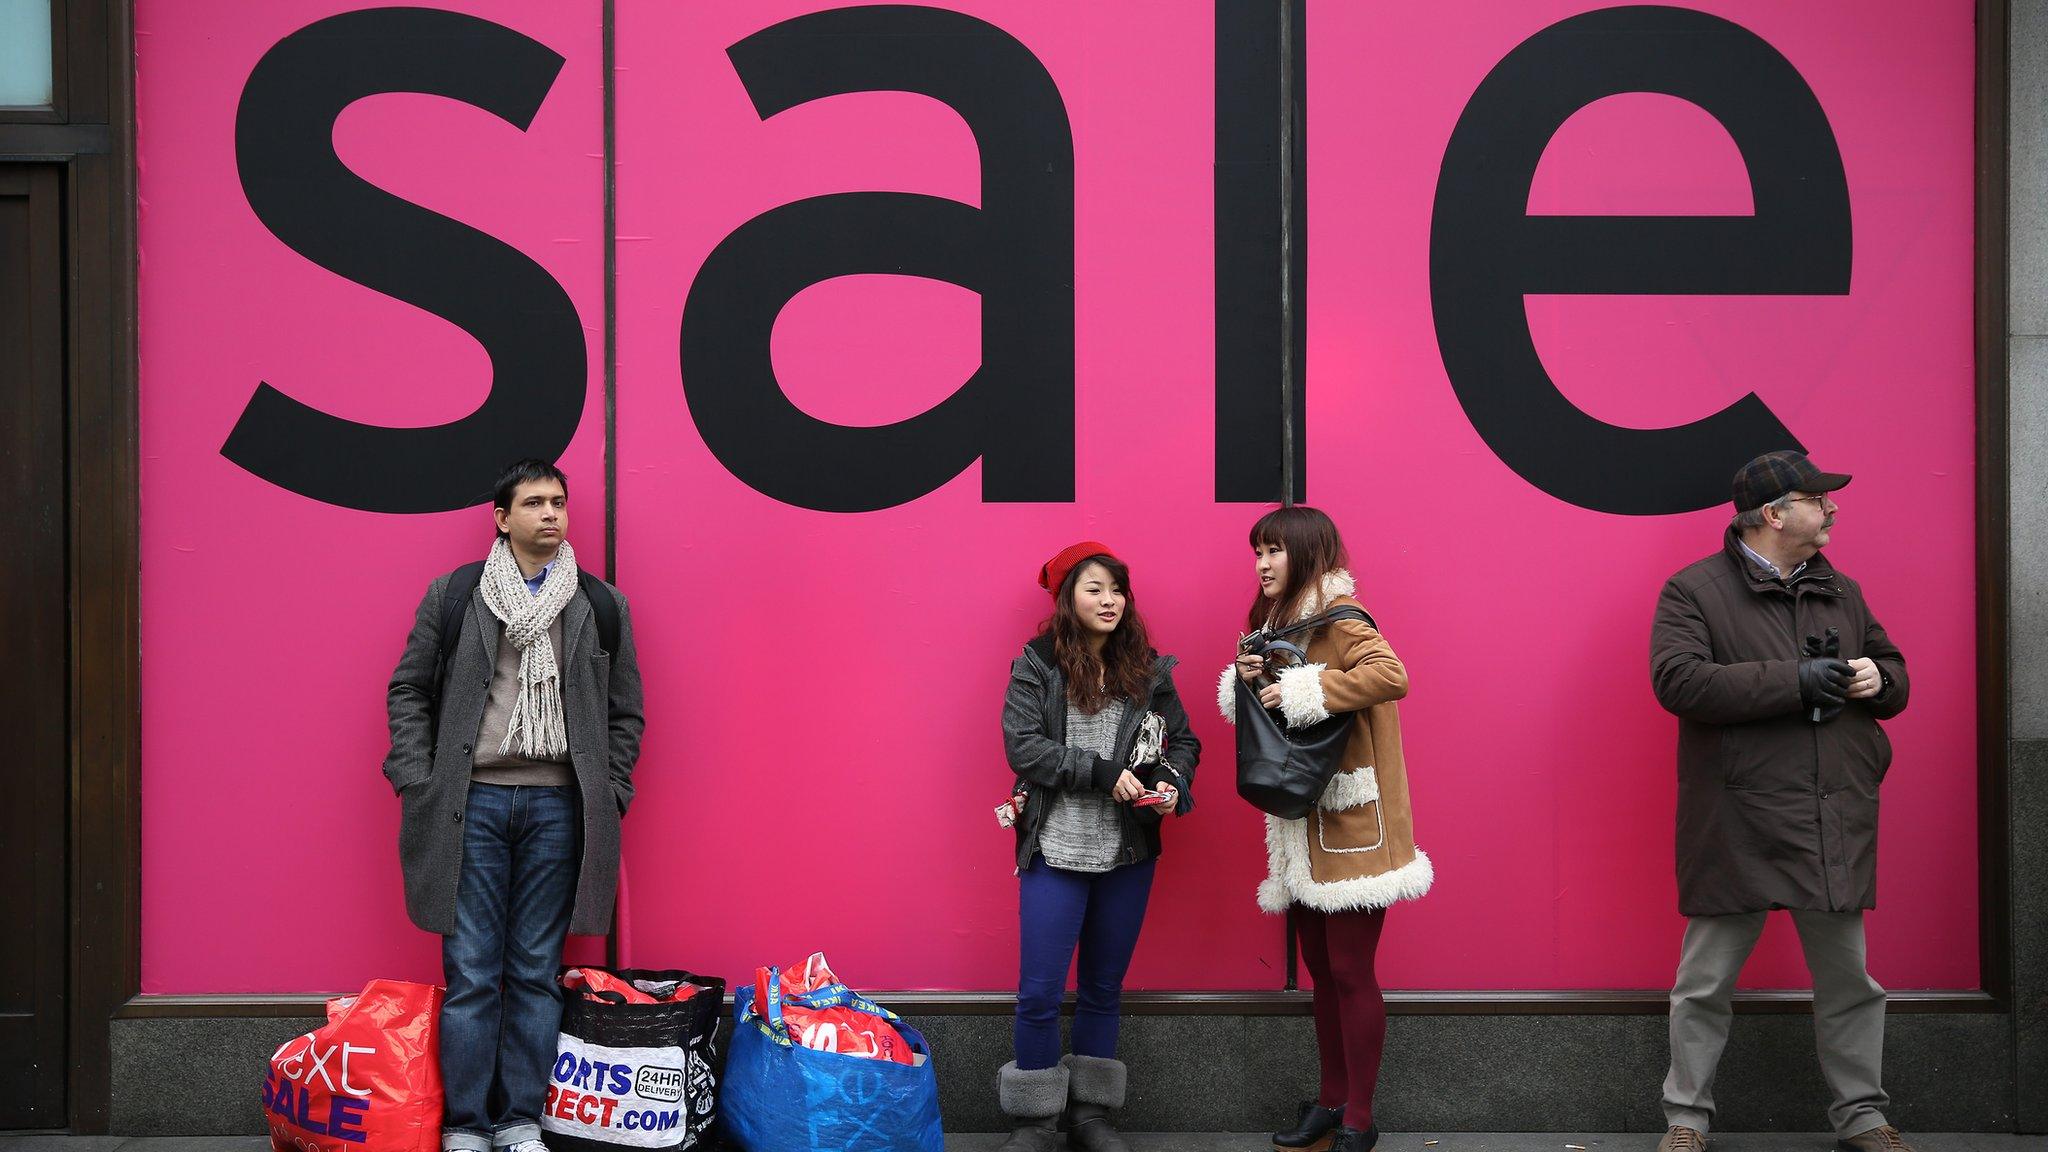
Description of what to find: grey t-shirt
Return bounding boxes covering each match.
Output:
[1038,698,1127,873]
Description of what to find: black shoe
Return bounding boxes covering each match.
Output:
[1330,1124,1380,1152]
[1273,1101,1346,1151]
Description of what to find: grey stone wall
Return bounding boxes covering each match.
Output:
[112,1010,2016,1135]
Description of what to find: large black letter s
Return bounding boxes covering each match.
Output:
[681,5,1075,512]
[224,7,585,513]
[1430,6,1850,515]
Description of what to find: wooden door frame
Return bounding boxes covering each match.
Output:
[0,162,71,1130]
[0,0,136,1134]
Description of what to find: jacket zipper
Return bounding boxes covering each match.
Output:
[1018,648,1163,871]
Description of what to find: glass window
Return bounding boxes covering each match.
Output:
[0,0,54,108]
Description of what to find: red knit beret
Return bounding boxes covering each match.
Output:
[1038,540,1118,594]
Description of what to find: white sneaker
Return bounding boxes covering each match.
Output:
[504,1141,549,1152]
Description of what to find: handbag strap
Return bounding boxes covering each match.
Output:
[1266,604,1375,643]
[1253,606,1377,675]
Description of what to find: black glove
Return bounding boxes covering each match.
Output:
[1798,657,1855,717]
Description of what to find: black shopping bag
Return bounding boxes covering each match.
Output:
[542,967,725,1151]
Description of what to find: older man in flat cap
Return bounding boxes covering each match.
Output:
[1649,451,1912,1152]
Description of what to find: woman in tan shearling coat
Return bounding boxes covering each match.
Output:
[1221,506,1431,1152]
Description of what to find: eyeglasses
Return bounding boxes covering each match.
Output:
[1781,495,1835,510]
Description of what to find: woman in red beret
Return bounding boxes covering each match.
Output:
[994,542,1201,1152]
[1224,507,1430,1152]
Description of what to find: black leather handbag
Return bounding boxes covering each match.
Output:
[1234,606,1374,820]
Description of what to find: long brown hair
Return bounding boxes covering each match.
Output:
[1245,506,1351,633]
[1041,554,1156,712]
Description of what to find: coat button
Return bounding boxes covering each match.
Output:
[453,810,463,823]
[461,743,471,755]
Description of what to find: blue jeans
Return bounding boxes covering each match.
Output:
[1014,855,1156,1070]
[440,783,580,1150]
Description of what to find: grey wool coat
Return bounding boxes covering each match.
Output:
[383,570,645,936]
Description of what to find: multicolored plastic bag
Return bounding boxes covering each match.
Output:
[261,979,443,1152]
[754,953,915,1065]
[543,967,725,1151]
[722,957,944,1152]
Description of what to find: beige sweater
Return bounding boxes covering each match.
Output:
[470,616,573,786]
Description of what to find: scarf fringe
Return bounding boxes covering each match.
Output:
[479,537,577,760]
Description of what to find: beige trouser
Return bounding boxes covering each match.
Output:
[1662,910,1890,1137]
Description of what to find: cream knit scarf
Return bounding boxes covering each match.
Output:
[479,536,577,759]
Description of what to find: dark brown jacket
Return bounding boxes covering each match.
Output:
[1650,528,1908,916]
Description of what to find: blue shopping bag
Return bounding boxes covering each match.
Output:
[720,969,944,1152]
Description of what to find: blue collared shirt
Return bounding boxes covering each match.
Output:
[1737,537,1806,582]
[523,560,553,597]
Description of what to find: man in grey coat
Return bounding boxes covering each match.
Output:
[1649,451,1911,1152]
[384,458,644,1152]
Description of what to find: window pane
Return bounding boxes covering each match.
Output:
[0,0,54,107]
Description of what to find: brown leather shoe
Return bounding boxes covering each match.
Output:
[1838,1125,1915,1152]
[1658,1126,1707,1152]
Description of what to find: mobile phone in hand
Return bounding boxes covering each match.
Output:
[995,793,1026,827]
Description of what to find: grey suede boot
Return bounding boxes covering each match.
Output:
[998,1061,1069,1152]
[1061,1054,1131,1152]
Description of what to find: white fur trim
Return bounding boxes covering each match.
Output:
[1217,664,1239,724]
[1293,569,1357,622]
[1257,812,1434,914]
[1257,815,1298,913]
[1319,765,1379,810]
[1274,663,1330,727]
[1257,873,1293,914]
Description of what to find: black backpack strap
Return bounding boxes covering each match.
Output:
[578,570,621,657]
[435,561,487,699]
[439,564,618,703]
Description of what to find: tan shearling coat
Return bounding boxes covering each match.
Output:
[1219,570,1434,914]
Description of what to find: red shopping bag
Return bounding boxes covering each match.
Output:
[562,966,702,1006]
[262,979,443,1152]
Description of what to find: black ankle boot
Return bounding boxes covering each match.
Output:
[1330,1123,1381,1152]
[997,1061,1068,1152]
[1064,1099,1131,1152]
[1060,1055,1130,1152]
[1273,1101,1346,1151]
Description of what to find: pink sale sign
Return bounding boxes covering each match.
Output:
[136,0,1976,994]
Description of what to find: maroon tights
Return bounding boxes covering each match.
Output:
[1295,906,1389,1124]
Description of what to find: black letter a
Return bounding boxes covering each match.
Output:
[681,5,1075,512]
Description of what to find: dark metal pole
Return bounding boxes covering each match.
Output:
[602,0,623,974]
[1280,0,1303,993]
[1285,905,1301,992]
[1277,0,1297,510]
[1279,0,1303,993]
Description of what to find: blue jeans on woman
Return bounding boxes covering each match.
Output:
[439,783,580,1151]
[1014,855,1156,1070]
